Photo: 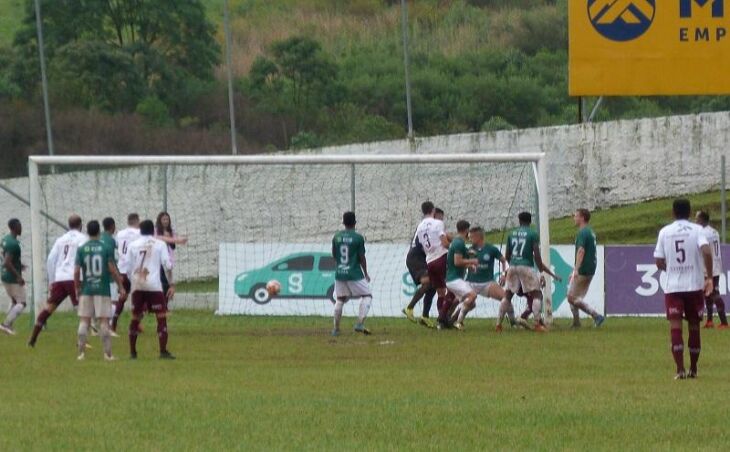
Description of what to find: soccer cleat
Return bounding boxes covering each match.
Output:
[534,324,549,333]
[159,351,176,360]
[454,322,464,331]
[418,317,435,329]
[495,324,503,333]
[0,324,15,335]
[718,324,730,330]
[130,351,138,360]
[674,370,687,380]
[436,322,447,330]
[331,328,340,337]
[687,370,697,379]
[594,315,605,328]
[516,318,532,330]
[104,354,117,362]
[27,339,35,348]
[354,324,371,335]
[402,308,416,323]
[84,343,93,350]
[703,320,715,329]
[109,330,120,338]
[571,322,582,329]
[77,352,85,361]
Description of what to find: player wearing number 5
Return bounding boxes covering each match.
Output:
[28,215,88,348]
[331,211,372,337]
[74,221,127,361]
[503,212,561,332]
[654,199,714,380]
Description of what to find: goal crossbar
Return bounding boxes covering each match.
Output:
[27,152,553,322]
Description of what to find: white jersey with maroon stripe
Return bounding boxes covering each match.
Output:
[415,217,447,264]
[700,225,722,277]
[47,229,87,284]
[128,236,172,293]
[116,227,140,276]
[654,220,709,293]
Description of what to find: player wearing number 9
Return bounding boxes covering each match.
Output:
[28,214,88,348]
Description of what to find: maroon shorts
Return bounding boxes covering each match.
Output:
[665,291,704,321]
[427,254,447,290]
[132,291,167,315]
[49,281,78,307]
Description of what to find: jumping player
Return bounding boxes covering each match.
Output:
[695,210,728,329]
[74,220,127,360]
[331,211,372,336]
[28,215,88,347]
[127,220,175,359]
[111,213,140,333]
[0,219,26,335]
[654,199,713,379]
[568,208,605,328]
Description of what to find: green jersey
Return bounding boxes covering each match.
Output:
[446,236,469,282]
[332,229,366,281]
[575,226,597,276]
[507,226,539,267]
[75,239,115,296]
[466,244,502,283]
[0,234,21,284]
[101,232,117,257]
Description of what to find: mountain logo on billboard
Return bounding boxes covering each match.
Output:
[588,0,656,42]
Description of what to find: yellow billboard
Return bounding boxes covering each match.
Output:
[570,0,730,95]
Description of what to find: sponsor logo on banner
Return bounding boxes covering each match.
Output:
[588,0,656,42]
[604,245,730,316]
[218,243,604,318]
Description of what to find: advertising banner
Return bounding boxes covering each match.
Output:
[570,1,730,95]
[217,243,604,318]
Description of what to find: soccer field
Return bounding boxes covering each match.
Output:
[1,313,729,451]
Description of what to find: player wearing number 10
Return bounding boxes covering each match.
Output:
[74,220,127,361]
[331,211,372,336]
[695,211,728,329]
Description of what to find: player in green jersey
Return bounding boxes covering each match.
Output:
[504,212,561,332]
[74,220,127,360]
[444,220,478,331]
[0,219,26,335]
[331,212,372,336]
[568,209,604,328]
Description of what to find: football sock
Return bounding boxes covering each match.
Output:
[532,297,543,322]
[358,296,372,324]
[670,327,685,373]
[422,288,436,318]
[497,298,510,326]
[407,285,428,311]
[705,299,714,322]
[3,302,25,327]
[30,309,51,343]
[575,299,599,319]
[688,326,701,374]
[715,296,728,325]
[5,301,14,315]
[333,301,344,331]
[129,319,141,355]
[100,322,112,356]
[112,302,124,331]
[77,322,88,355]
[157,317,168,353]
[570,303,580,324]
[506,302,516,324]
[456,302,472,324]
[436,296,445,322]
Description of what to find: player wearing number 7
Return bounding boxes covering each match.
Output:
[331,211,372,336]
[74,220,127,361]
[28,215,88,347]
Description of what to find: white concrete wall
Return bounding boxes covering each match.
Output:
[1,111,728,310]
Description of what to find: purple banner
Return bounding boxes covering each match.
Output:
[605,245,730,315]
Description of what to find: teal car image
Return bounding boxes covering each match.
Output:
[234,252,337,304]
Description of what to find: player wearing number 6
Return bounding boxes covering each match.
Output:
[74,220,127,361]
[504,212,561,332]
[28,215,88,348]
[331,211,372,336]
[654,199,714,380]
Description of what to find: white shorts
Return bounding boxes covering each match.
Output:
[506,266,541,294]
[335,279,371,299]
[3,283,27,304]
[110,282,119,302]
[445,279,474,299]
[78,295,112,318]
[469,281,500,298]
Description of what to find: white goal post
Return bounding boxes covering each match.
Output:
[28,153,552,322]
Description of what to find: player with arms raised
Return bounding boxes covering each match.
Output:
[111,213,140,333]
[503,212,561,333]
[331,211,372,336]
[74,220,127,361]
[695,210,728,329]
[654,199,713,379]
[28,215,87,347]
[0,219,26,335]
[127,220,175,359]
[568,208,605,328]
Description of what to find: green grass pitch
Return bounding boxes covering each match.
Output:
[1,312,729,450]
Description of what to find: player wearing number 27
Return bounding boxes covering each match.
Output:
[654,199,714,380]
[331,211,372,336]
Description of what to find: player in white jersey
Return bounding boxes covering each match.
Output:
[654,199,713,380]
[127,220,175,359]
[111,213,141,333]
[696,211,728,329]
[28,215,88,347]
[414,201,457,328]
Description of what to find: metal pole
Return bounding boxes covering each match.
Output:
[34,0,54,171]
[722,155,727,243]
[162,165,168,212]
[536,156,553,325]
[29,160,43,322]
[223,0,239,155]
[350,164,356,212]
[400,0,414,140]
[588,96,604,122]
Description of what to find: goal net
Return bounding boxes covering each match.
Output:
[28,154,552,321]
